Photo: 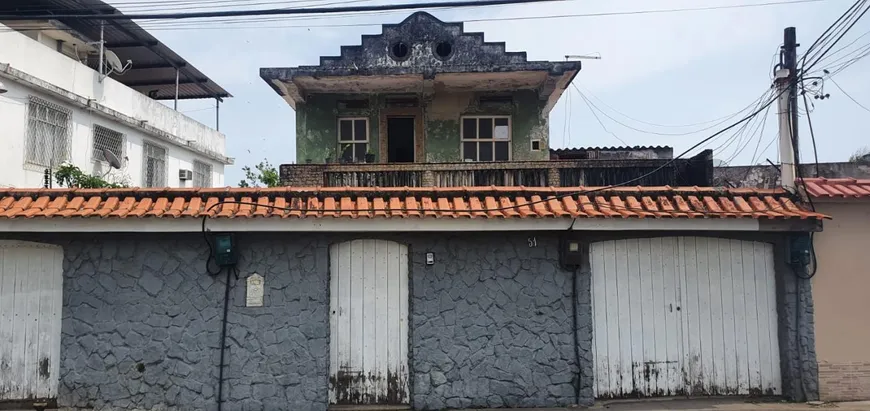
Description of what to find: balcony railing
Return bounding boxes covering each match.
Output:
[281,151,713,188]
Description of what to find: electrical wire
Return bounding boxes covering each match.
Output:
[801,91,820,177]
[0,0,828,32]
[829,77,870,112]
[0,0,563,20]
[573,84,774,137]
[575,86,629,146]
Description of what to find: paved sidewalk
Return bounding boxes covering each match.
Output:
[454,399,870,411]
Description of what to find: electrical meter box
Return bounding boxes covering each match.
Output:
[560,237,584,268]
[789,233,811,267]
[214,234,238,267]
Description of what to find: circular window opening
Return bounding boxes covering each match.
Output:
[391,42,410,60]
[435,41,453,59]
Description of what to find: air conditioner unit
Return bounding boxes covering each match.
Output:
[179,169,193,180]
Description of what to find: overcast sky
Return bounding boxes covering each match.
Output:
[120,0,869,185]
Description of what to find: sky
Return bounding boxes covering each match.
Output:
[116,0,870,185]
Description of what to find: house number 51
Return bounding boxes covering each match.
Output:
[528,237,537,247]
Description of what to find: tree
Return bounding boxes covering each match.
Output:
[848,147,870,164]
[239,160,279,187]
[54,163,127,188]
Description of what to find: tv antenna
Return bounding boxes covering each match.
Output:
[565,53,602,60]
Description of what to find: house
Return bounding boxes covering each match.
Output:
[0,0,233,189]
[0,185,825,410]
[800,178,870,402]
[264,13,713,189]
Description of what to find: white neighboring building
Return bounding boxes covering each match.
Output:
[0,2,233,189]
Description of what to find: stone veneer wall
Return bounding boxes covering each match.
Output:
[408,234,586,409]
[40,233,588,411]
[11,232,815,410]
[57,234,330,411]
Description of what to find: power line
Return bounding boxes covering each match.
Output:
[829,77,870,112]
[0,0,827,31]
[802,91,820,177]
[573,85,629,146]
[0,0,563,20]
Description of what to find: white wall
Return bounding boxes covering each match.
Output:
[0,23,229,188]
[0,76,224,188]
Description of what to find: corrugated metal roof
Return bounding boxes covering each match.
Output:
[551,146,672,153]
[2,0,231,100]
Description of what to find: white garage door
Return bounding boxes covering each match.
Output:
[591,237,781,398]
[329,239,409,405]
[0,241,63,402]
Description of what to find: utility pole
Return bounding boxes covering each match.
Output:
[776,27,798,191]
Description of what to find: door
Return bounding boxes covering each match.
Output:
[387,117,415,163]
[591,237,781,398]
[0,241,63,402]
[329,239,409,405]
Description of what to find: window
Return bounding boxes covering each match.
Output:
[142,142,167,187]
[92,124,124,163]
[25,96,72,167]
[338,118,369,162]
[461,116,511,162]
[193,160,213,187]
[531,140,542,151]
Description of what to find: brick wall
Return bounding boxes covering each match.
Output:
[819,362,870,401]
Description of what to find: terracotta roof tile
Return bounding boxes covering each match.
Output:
[0,186,826,221]
[801,178,870,199]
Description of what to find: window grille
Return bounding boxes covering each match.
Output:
[92,124,124,163]
[142,142,167,187]
[25,96,72,168]
[193,160,213,187]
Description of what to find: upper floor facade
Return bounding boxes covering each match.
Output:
[261,12,580,166]
[0,0,233,188]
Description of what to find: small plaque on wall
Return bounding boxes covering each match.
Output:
[246,273,264,307]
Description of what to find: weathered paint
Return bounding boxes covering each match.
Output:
[0,240,62,402]
[329,239,409,405]
[591,237,781,399]
[296,90,549,164]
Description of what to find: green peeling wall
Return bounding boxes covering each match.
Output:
[295,90,549,163]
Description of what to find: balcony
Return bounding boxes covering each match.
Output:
[280,151,713,188]
[0,22,230,163]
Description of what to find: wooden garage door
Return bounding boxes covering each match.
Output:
[591,237,781,398]
[0,241,63,402]
[329,239,409,405]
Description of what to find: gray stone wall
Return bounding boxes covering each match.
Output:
[57,234,330,411]
[774,243,820,402]
[12,231,816,410]
[42,232,591,411]
[409,233,585,410]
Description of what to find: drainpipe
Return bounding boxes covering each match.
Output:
[174,69,180,110]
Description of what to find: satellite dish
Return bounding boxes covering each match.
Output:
[101,148,122,169]
[104,50,132,75]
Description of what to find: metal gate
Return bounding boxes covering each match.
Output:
[0,241,63,402]
[591,237,781,398]
[329,239,409,405]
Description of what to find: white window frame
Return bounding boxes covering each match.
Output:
[337,117,370,162]
[92,124,125,165]
[193,160,213,188]
[531,139,542,152]
[25,96,72,168]
[461,115,512,162]
[142,141,168,188]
